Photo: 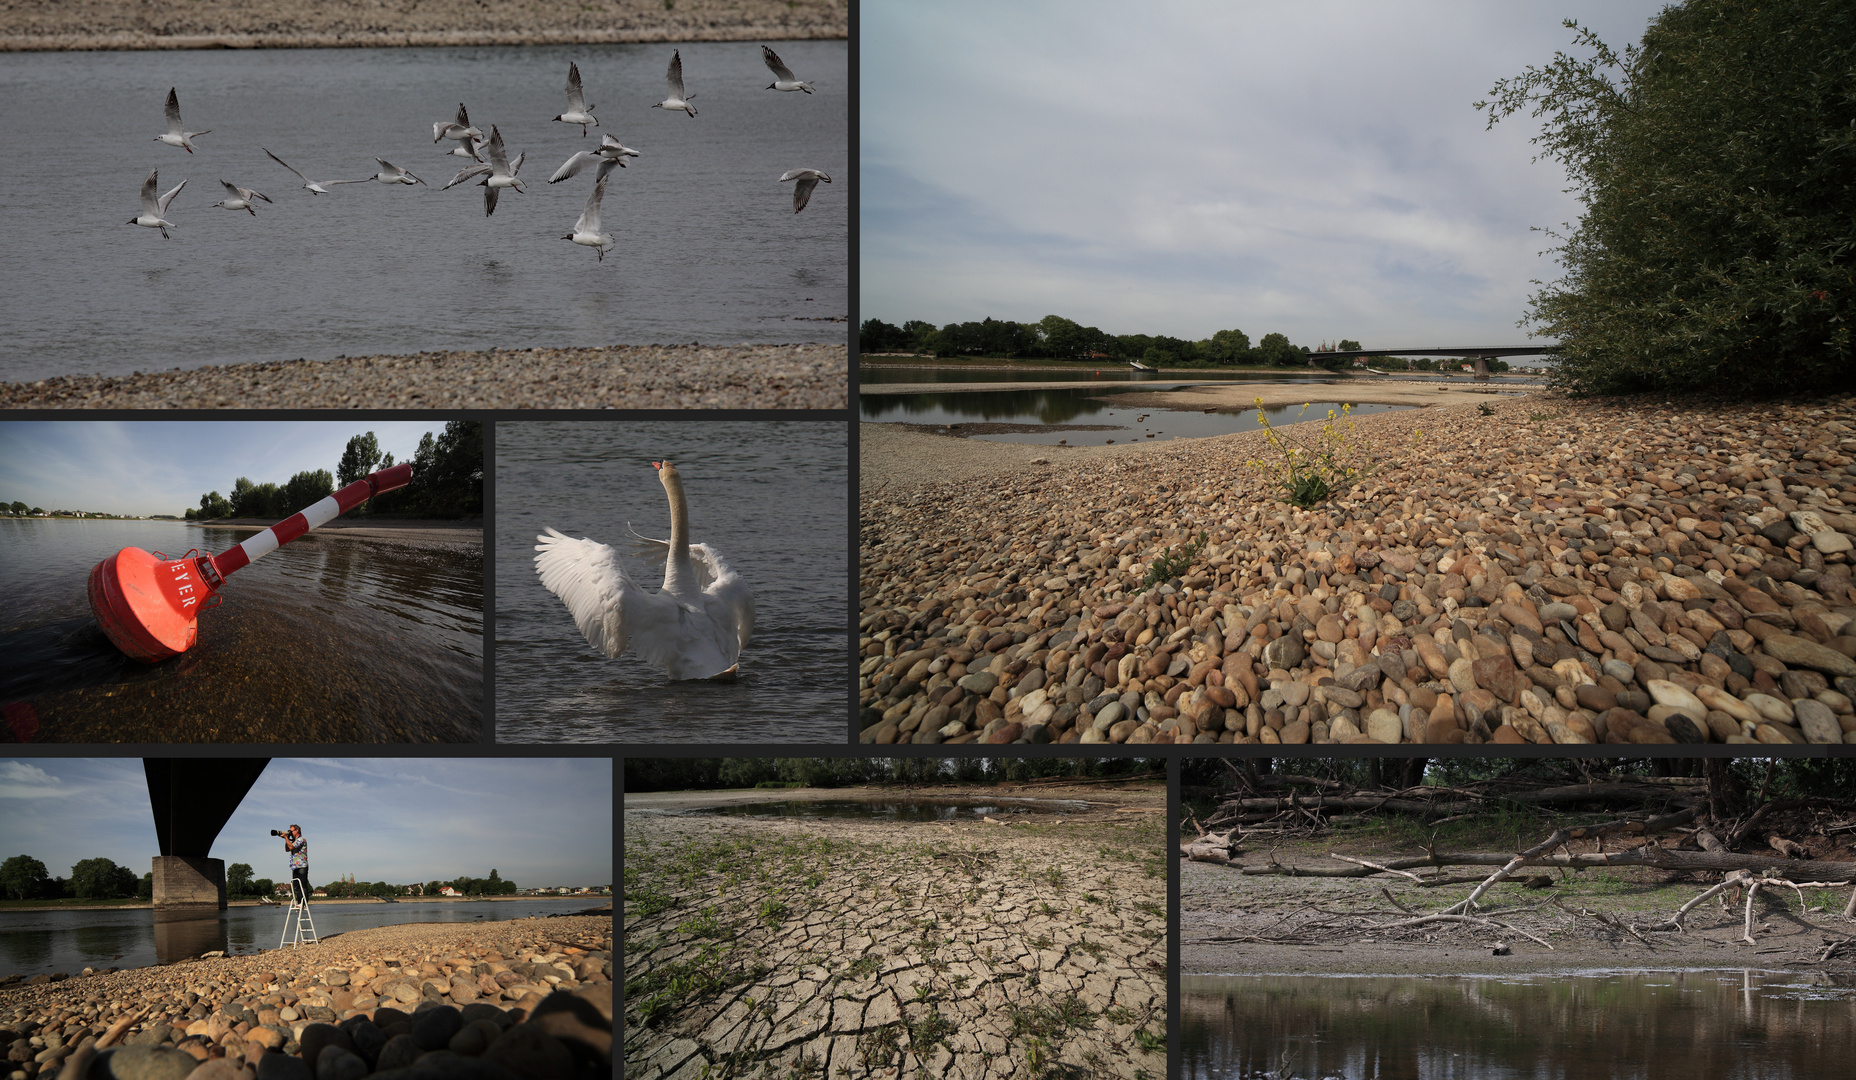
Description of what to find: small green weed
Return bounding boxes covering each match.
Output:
[907,1011,957,1054]
[1142,531,1207,589]
[675,906,722,938]
[1477,402,1496,416]
[1009,993,1094,1039]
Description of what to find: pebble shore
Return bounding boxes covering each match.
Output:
[0,1,847,49]
[0,915,610,1079]
[860,394,1856,746]
[0,344,846,410]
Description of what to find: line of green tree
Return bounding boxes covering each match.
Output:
[1478,0,1854,396]
[0,856,527,902]
[860,315,1368,371]
[0,855,140,901]
[185,420,483,522]
[625,756,1162,792]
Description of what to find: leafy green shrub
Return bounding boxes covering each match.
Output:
[1479,1,1856,396]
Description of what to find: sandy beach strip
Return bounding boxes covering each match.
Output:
[1,343,847,410]
[0,0,847,50]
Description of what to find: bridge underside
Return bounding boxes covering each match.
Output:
[144,758,269,918]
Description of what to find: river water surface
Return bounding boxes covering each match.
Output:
[0,898,602,979]
[0,42,846,382]
[861,388,1410,446]
[0,519,482,742]
[1183,971,1856,1079]
[494,420,846,742]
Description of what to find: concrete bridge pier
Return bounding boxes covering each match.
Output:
[144,758,269,921]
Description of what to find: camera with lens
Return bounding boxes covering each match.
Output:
[270,829,287,837]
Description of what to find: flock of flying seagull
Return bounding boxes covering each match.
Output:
[130,46,833,262]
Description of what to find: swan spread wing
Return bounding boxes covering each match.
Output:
[535,527,644,661]
[692,543,755,653]
[536,527,747,679]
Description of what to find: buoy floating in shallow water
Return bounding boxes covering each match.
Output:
[87,463,414,662]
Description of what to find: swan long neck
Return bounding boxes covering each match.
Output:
[660,463,696,596]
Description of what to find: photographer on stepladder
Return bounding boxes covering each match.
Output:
[272,824,308,907]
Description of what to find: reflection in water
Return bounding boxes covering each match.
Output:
[1183,972,1856,1080]
[860,388,1409,446]
[153,918,228,965]
[684,799,1091,821]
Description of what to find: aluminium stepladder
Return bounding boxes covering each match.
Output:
[279,877,319,948]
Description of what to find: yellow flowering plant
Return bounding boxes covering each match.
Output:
[1246,398,1415,509]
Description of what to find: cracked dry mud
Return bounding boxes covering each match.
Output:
[623,786,1167,1079]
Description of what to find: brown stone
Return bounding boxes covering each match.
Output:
[1471,654,1521,703]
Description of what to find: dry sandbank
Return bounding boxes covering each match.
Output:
[0,0,846,50]
[1,343,847,410]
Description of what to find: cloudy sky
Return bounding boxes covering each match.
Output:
[0,758,612,888]
[861,0,1670,348]
[0,421,445,518]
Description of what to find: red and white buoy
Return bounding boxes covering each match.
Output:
[87,463,414,662]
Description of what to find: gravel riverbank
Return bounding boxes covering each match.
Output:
[0,1,847,50]
[0,915,611,1078]
[861,393,1856,746]
[0,344,846,410]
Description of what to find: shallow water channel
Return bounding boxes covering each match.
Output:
[860,387,1410,446]
[678,797,1091,820]
[1182,970,1856,1080]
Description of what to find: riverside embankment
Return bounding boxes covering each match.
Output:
[861,392,1856,746]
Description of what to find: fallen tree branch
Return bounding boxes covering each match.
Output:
[1365,912,1553,951]
[1641,870,1755,932]
[1331,854,1423,882]
[1448,806,1702,915]
[1552,896,1656,948]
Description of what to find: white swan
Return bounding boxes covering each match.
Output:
[535,460,753,681]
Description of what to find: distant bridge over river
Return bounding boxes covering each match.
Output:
[1305,346,1559,377]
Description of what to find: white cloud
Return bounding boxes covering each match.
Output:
[862,0,1668,345]
[0,761,68,798]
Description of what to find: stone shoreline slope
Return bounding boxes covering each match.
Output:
[0,344,846,410]
[0,915,611,1079]
[0,1,847,49]
[625,797,1166,1079]
[861,394,1856,746]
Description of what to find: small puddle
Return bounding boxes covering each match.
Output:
[1183,970,1856,1079]
[676,797,1092,821]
